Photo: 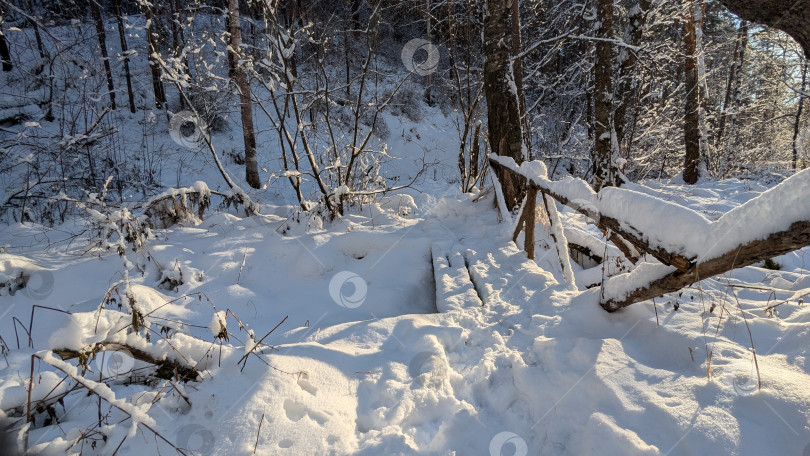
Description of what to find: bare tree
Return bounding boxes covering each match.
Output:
[511,0,530,157]
[113,0,136,113]
[683,0,704,184]
[592,0,615,190]
[793,61,808,170]
[715,21,748,151]
[615,0,651,149]
[228,0,260,189]
[90,0,116,110]
[140,1,166,109]
[0,7,11,72]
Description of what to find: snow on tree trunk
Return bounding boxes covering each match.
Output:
[483,0,526,211]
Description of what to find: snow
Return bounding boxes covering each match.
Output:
[601,262,678,302]
[701,168,810,261]
[2,164,810,456]
[1,23,809,456]
[598,186,712,257]
[208,310,227,339]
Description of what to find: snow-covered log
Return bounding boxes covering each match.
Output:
[602,220,810,311]
[489,155,810,311]
[52,342,199,381]
[489,155,692,270]
[602,167,810,310]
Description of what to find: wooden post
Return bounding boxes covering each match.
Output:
[524,186,537,259]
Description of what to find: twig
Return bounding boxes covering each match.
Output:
[731,289,762,391]
[238,316,289,369]
[253,413,265,454]
[237,248,248,284]
[34,353,185,453]
[29,305,72,348]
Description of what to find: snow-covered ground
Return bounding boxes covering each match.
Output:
[1,169,809,455]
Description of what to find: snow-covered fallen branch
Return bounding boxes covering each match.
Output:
[601,220,810,311]
[488,155,810,311]
[489,155,690,270]
[26,351,186,454]
[51,342,199,382]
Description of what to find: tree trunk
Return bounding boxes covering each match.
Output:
[113,0,136,113]
[715,21,748,149]
[351,0,361,30]
[511,0,531,158]
[695,1,710,171]
[593,0,614,190]
[228,0,261,189]
[144,6,166,110]
[90,0,116,110]
[0,11,12,72]
[483,0,526,211]
[794,62,808,170]
[615,0,650,149]
[683,0,701,185]
[25,0,45,59]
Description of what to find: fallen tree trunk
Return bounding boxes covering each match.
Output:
[53,342,199,381]
[488,155,810,312]
[601,221,810,311]
[489,157,691,271]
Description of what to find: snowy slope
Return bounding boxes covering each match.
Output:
[0,181,809,455]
